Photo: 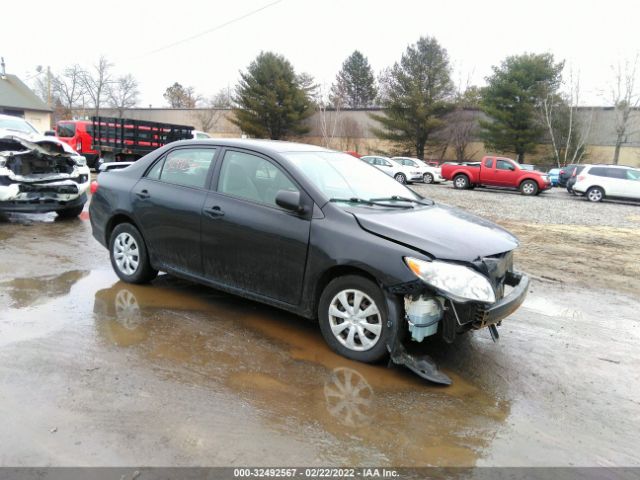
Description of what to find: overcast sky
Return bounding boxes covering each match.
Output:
[3,0,639,107]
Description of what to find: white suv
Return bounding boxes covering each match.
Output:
[360,156,422,184]
[573,165,640,202]
[392,157,444,184]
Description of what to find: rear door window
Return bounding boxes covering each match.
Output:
[152,148,217,188]
[485,158,493,168]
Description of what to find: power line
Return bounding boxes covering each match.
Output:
[138,0,284,58]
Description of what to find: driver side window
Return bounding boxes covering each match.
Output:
[497,160,514,171]
[217,151,298,207]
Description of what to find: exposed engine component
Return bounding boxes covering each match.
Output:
[404,294,443,342]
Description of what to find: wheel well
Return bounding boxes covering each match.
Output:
[313,265,379,318]
[105,213,137,244]
[454,172,469,180]
[519,178,538,187]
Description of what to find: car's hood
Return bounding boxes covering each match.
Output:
[352,203,519,262]
[0,129,78,155]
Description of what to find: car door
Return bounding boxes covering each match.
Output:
[494,158,519,187]
[480,157,499,186]
[201,149,311,305]
[624,169,640,199]
[132,146,218,275]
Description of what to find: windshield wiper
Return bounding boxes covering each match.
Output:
[329,197,407,208]
[369,195,434,206]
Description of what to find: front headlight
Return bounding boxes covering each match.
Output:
[74,155,87,167]
[404,257,496,304]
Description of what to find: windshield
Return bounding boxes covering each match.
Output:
[284,151,423,205]
[0,116,38,134]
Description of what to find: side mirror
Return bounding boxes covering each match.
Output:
[275,190,305,214]
[44,130,56,136]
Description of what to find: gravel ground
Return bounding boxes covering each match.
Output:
[412,183,640,228]
[410,182,640,295]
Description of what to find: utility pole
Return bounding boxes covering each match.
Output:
[47,66,52,106]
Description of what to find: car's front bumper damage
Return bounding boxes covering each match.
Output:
[0,135,90,213]
[385,252,529,385]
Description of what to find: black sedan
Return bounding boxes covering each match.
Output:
[89,139,529,384]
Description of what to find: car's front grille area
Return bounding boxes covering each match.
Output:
[475,251,514,301]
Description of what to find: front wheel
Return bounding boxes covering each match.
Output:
[423,173,434,184]
[109,223,158,284]
[318,275,393,363]
[520,180,539,196]
[586,186,604,202]
[394,173,407,184]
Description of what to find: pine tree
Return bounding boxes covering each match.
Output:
[330,51,377,108]
[480,53,564,163]
[371,37,453,159]
[232,52,314,139]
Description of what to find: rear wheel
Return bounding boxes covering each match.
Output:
[394,173,407,184]
[318,275,394,363]
[423,173,434,184]
[586,186,604,202]
[520,180,538,196]
[109,223,158,284]
[453,174,469,189]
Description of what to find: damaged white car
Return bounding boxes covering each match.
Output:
[0,114,90,218]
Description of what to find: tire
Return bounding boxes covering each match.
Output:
[453,174,469,189]
[318,275,394,363]
[520,180,538,196]
[423,173,434,184]
[56,205,85,219]
[394,173,407,184]
[109,223,158,284]
[586,186,604,202]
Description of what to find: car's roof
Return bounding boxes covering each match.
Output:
[170,138,333,155]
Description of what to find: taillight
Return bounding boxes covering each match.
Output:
[559,169,565,175]
[90,180,98,194]
[577,175,585,182]
[76,141,82,151]
[571,170,577,177]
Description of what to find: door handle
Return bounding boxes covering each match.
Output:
[136,189,150,199]
[204,206,224,218]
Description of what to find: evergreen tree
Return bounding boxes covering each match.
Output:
[232,52,313,139]
[330,50,377,108]
[480,53,564,163]
[371,37,453,159]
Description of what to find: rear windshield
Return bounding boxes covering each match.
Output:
[57,123,76,137]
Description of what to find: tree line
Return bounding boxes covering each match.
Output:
[34,39,639,166]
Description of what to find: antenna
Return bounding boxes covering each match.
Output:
[1,57,6,79]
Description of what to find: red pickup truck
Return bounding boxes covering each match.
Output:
[441,156,552,195]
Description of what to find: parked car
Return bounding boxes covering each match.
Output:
[192,130,211,139]
[547,168,560,186]
[90,139,529,385]
[558,164,582,187]
[565,165,586,194]
[0,113,90,217]
[54,120,100,169]
[441,156,552,195]
[360,156,422,184]
[572,165,640,202]
[344,151,361,158]
[391,157,444,184]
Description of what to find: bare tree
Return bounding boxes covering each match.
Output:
[316,84,343,148]
[107,74,139,118]
[339,117,363,151]
[164,82,201,108]
[609,54,640,164]
[541,68,593,167]
[82,56,114,117]
[53,65,86,118]
[194,88,231,132]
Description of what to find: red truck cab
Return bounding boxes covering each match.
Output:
[441,156,551,195]
[55,120,100,169]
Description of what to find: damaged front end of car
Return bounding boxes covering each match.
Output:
[0,135,90,214]
[386,250,529,385]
